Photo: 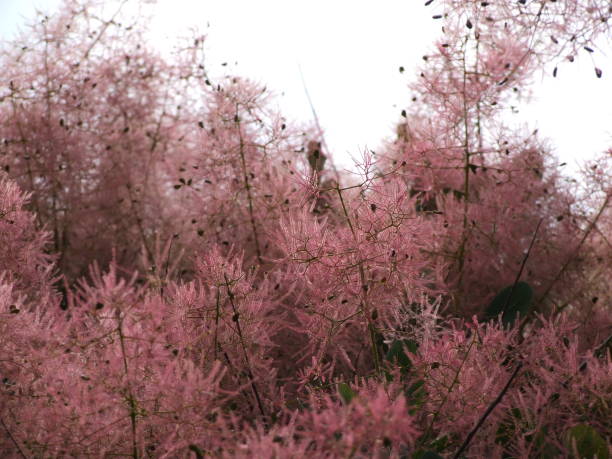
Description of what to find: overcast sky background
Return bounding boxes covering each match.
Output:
[1,0,610,175]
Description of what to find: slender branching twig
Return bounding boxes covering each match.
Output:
[453,363,523,459]
[538,193,610,314]
[335,185,381,373]
[0,416,27,459]
[235,108,263,265]
[223,273,267,422]
[116,309,139,459]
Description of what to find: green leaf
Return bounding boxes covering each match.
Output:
[413,451,444,459]
[406,379,427,414]
[535,438,560,459]
[407,379,425,396]
[566,424,609,459]
[529,427,561,459]
[496,408,523,446]
[404,338,419,354]
[188,444,204,459]
[430,435,449,451]
[484,282,533,327]
[385,339,413,372]
[375,330,389,355]
[337,382,356,405]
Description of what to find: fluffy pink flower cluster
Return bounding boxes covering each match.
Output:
[1,0,610,457]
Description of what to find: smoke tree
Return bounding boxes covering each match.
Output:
[0,0,610,457]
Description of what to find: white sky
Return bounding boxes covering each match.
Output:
[1,0,610,174]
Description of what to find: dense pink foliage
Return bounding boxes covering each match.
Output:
[1,0,610,457]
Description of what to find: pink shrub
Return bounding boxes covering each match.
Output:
[0,174,57,304]
[0,0,610,457]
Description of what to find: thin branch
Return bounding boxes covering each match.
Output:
[235,108,263,265]
[116,311,138,459]
[213,288,221,361]
[456,35,473,294]
[539,193,610,312]
[503,218,542,327]
[82,0,128,59]
[297,63,341,182]
[223,273,267,422]
[453,363,523,459]
[0,416,28,459]
[335,185,380,373]
[418,335,477,449]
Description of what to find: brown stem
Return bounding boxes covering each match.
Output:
[223,273,267,422]
[503,218,542,329]
[456,36,472,295]
[335,185,380,373]
[418,335,476,448]
[538,193,610,313]
[453,363,523,459]
[116,310,138,459]
[125,183,153,264]
[82,0,129,59]
[0,416,28,459]
[235,109,263,265]
[213,288,221,361]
